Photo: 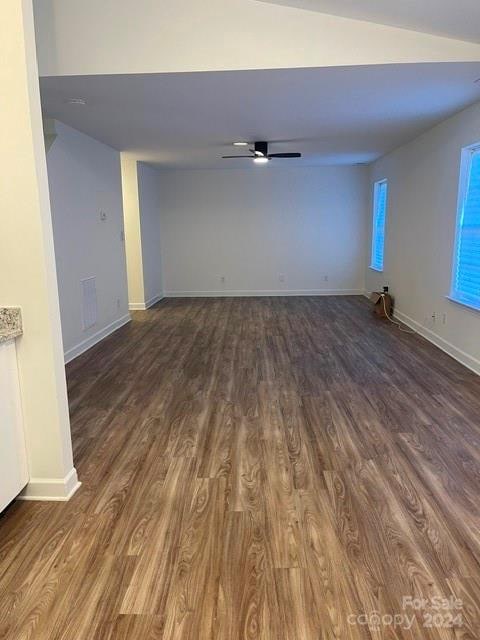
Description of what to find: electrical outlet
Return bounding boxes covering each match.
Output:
[324,275,329,282]
[100,210,107,222]
[442,313,447,325]
[279,274,285,283]
[431,312,436,324]
[116,298,121,310]
[220,275,225,284]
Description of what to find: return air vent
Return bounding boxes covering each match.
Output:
[81,277,97,331]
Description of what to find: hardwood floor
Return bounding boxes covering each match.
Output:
[1,296,480,639]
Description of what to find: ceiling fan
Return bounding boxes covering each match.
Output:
[223,141,301,164]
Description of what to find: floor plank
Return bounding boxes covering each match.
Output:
[0,296,479,638]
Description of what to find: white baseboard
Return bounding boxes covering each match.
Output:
[395,309,480,377]
[164,289,363,298]
[18,467,81,502]
[64,314,131,364]
[129,294,164,311]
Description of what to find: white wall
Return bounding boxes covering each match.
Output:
[120,157,163,309]
[1,0,77,500]
[47,122,130,362]
[33,0,480,78]
[159,166,368,296]
[121,155,145,307]
[366,100,480,375]
[137,162,164,304]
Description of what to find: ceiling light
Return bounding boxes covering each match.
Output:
[66,98,87,105]
[233,141,249,146]
[254,157,269,165]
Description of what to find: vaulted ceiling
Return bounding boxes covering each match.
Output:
[36,0,480,170]
[34,0,480,78]
[257,0,480,43]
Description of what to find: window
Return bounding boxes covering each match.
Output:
[370,179,388,272]
[451,145,480,311]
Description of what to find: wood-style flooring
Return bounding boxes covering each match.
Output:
[1,296,480,639]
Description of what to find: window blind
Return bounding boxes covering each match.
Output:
[371,180,387,271]
[452,148,480,310]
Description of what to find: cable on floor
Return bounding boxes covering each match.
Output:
[380,294,416,334]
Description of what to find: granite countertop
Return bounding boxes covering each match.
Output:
[0,308,23,344]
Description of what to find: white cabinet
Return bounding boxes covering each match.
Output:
[0,339,28,512]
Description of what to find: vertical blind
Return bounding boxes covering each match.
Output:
[371,180,387,271]
[452,148,480,310]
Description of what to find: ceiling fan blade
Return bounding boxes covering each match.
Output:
[222,155,254,159]
[268,153,302,158]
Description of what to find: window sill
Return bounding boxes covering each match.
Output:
[446,296,480,314]
[369,266,384,273]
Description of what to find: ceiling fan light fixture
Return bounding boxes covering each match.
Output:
[223,141,300,163]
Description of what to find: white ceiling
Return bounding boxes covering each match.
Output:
[40,63,480,170]
[257,0,480,43]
